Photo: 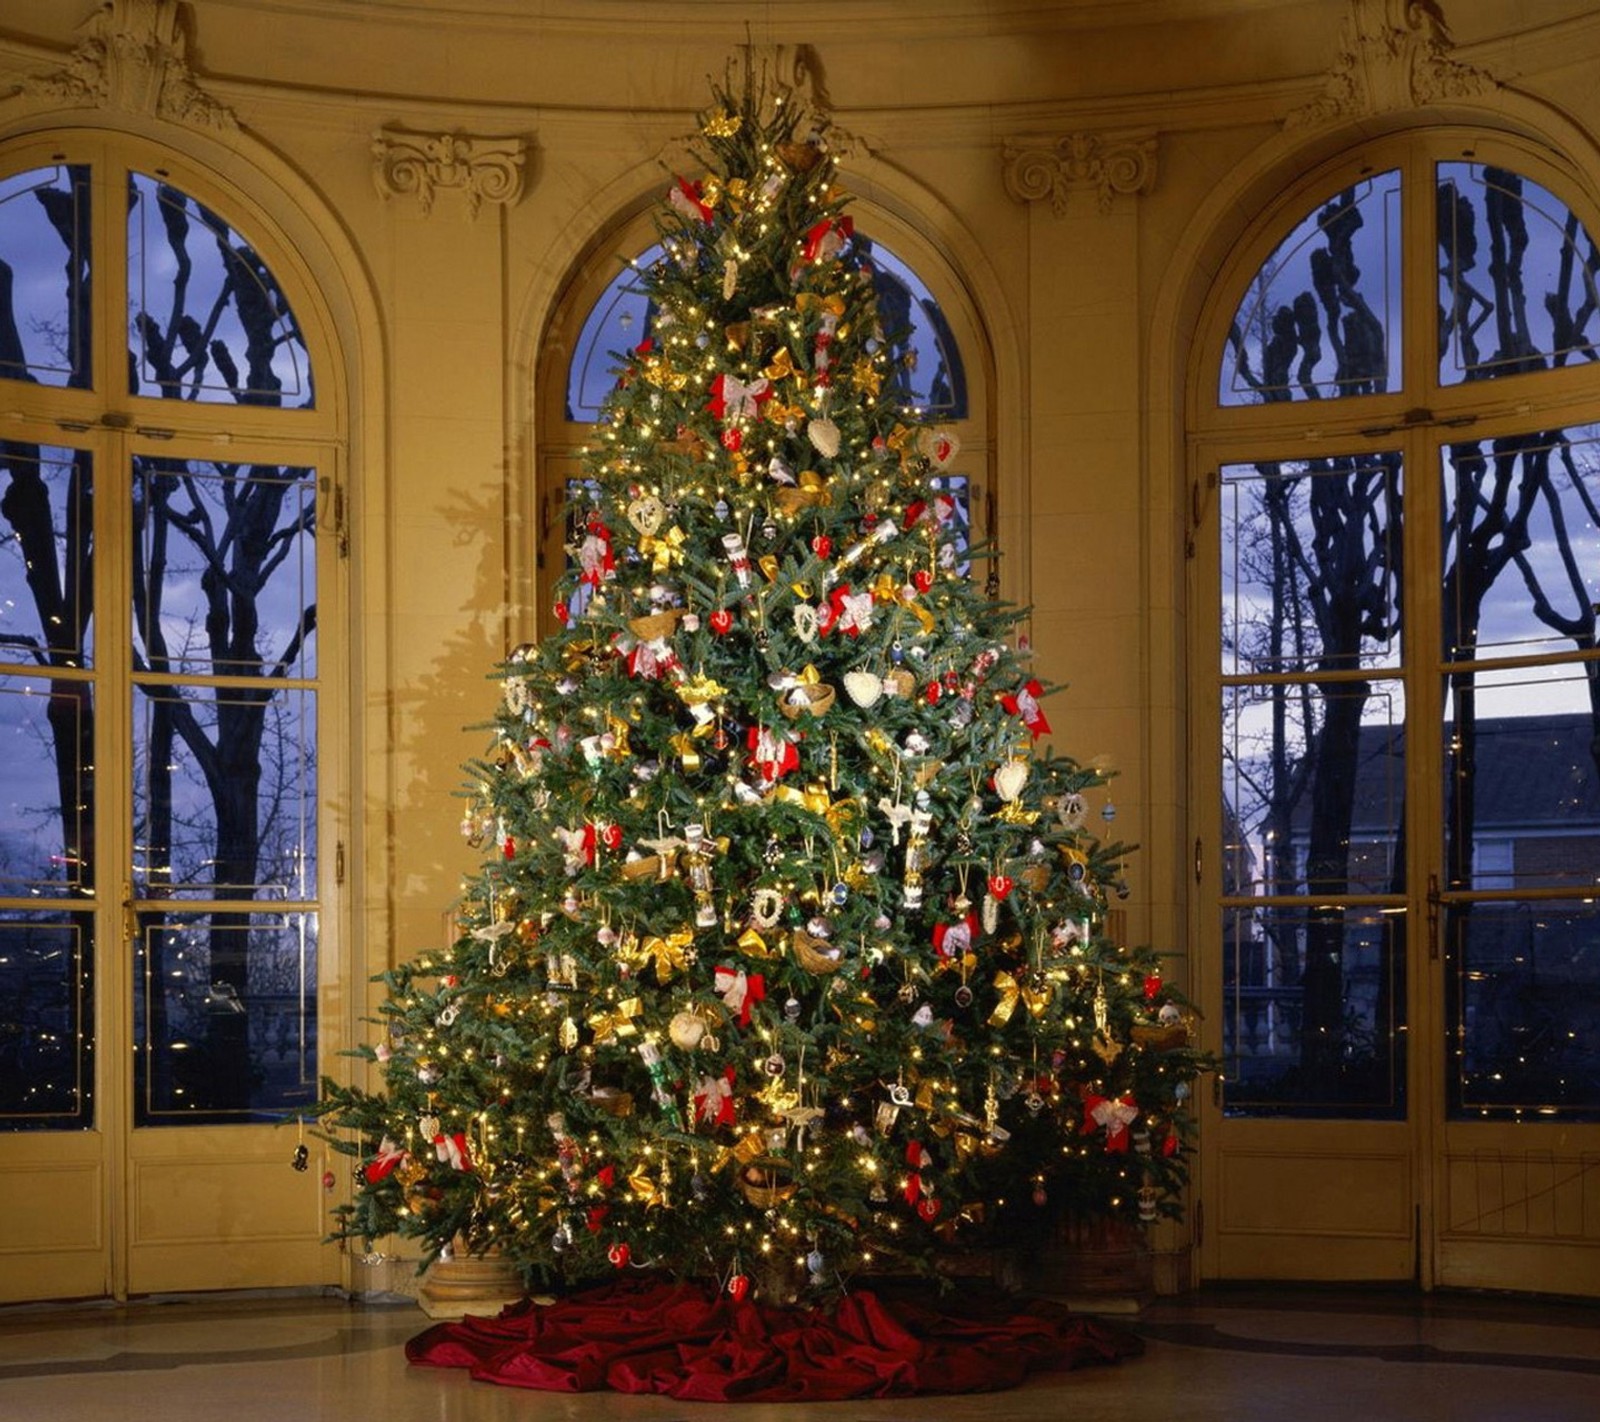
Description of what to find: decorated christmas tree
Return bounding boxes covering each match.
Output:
[315,68,1207,1301]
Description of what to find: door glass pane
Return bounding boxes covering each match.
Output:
[1223,905,1406,1117]
[132,456,317,678]
[0,911,94,1128]
[1221,170,1401,404]
[1447,899,1600,1118]
[1225,680,1406,897]
[132,685,315,899]
[1221,453,1403,677]
[133,909,317,1122]
[1,442,94,669]
[1443,668,1600,893]
[1442,427,1600,663]
[127,173,313,407]
[0,675,93,897]
[1438,162,1600,384]
[0,164,91,389]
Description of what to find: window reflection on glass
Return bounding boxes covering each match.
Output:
[1224,680,1406,898]
[1221,454,1403,676]
[1437,162,1600,384]
[0,676,92,896]
[1442,428,1600,663]
[127,173,313,407]
[0,913,93,1128]
[1221,170,1401,404]
[0,444,94,669]
[1447,899,1600,1118]
[0,165,91,390]
[566,236,966,421]
[132,457,316,678]
[133,910,316,1122]
[1222,904,1406,1117]
[1443,668,1600,894]
[132,684,315,899]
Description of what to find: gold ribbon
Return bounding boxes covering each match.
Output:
[773,469,828,515]
[605,713,632,758]
[769,781,832,818]
[849,357,882,397]
[635,929,694,983]
[668,730,703,772]
[763,348,799,382]
[757,554,780,583]
[639,353,690,392]
[676,673,728,707]
[867,572,934,631]
[588,997,642,1041]
[765,399,807,428]
[698,174,726,208]
[796,293,846,319]
[988,971,1020,1026]
[639,525,686,571]
[712,1134,768,1173]
[626,1160,668,1208]
[1022,981,1053,1018]
[736,927,777,959]
[936,950,978,979]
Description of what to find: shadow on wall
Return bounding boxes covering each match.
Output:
[382,482,514,960]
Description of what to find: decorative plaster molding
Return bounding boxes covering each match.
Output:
[1287,0,1496,129]
[1001,130,1158,215]
[372,128,528,217]
[6,0,236,131]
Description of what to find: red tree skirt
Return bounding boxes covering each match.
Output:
[405,1274,1141,1402]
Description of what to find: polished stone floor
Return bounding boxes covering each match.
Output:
[1,1284,1596,1421]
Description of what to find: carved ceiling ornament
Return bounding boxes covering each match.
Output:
[1288,0,1497,129]
[1001,130,1158,215]
[372,128,528,217]
[8,0,237,132]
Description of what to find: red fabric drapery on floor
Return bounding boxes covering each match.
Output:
[405,1275,1140,1402]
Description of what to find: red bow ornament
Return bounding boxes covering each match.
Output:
[931,913,977,961]
[802,215,854,264]
[1001,679,1051,739]
[669,176,714,223]
[693,1066,737,1127]
[1082,1094,1139,1152]
[707,372,773,423]
[713,966,765,1026]
[826,584,875,637]
[433,1132,473,1171]
[747,725,800,782]
[362,1137,408,1185]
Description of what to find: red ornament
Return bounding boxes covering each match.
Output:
[811,534,832,558]
[988,874,1015,900]
[727,1273,751,1303]
[710,608,734,635]
[1143,973,1162,1002]
[600,822,623,852]
[912,569,934,593]
[924,681,941,705]
[553,601,570,625]
[502,835,516,860]
[721,427,743,452]
[608,1242,631,1268]
[916,1197,942,1222]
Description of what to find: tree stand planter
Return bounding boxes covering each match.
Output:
[1011,1215,1154,1315]
[418,1250,527,1319]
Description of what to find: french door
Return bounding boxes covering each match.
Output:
[0,142,343,1301]
[1194,135,1600,1296]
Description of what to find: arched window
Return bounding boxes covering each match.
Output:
[1192,133,1600,1295]
[536,207,988,625]
[0,135,341,1300]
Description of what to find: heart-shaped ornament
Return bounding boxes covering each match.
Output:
[993,760,1029,802]
[808,417,841,458]
[843,670,883,707]
[600,821,623,851]
[626,495,665,537]
[988,874,1015,900]
[912,569,934,593]
[728,1273,751,1302]
[917,428,960,469]
[608,1242,632,1268]
[668,1011,706,1050]
[811,534,832,558]
[710,608,734,635]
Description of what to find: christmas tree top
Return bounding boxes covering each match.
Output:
[315,66,1207,1299]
